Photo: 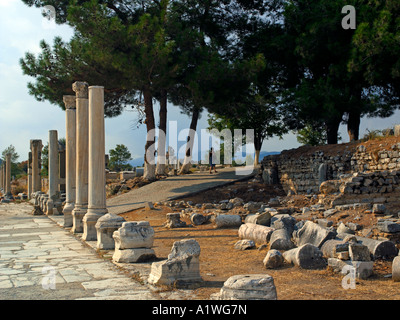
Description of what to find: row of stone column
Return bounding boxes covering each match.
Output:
[26,82,107,245]
[61,82,108,242]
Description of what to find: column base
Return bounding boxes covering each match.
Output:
[71,207,87,234]
[82,209,108,241]
[46,199,54,215]
[62,202,75,228]
[31,205,44,216]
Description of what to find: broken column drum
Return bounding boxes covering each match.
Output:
[82,86,108,241]
[71,81,89,234]
[62,95,76,227]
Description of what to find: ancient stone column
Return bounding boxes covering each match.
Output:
[82,86,108,241]
[5,153,12,199]
[0,164,3,191]
[30,140,42,195]
[27,152,32,199]
[58,147,66,194]
[62,95,76,228]
[46,130,59,215]
[2,164,6,192]
[71,81,89,234]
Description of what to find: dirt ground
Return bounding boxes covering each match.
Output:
[120,179,400,300]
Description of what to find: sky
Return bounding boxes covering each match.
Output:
[0,0,399,163]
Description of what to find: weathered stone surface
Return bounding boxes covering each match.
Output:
[337,233,398,260]
[376,220,400,233]
[214,214,242,229]
[293,220,336,248]
[112,248,156,263]
[319,163,328,186]
[95,213,126,250]
[269,229,295,251]
[320,239,349,259]
[283,243,326,269]
[372,204,386,215]
[190,213,207,226]
[270,214,297,233]
[328,258,373,279]
[216,274,277,300]
[392,256,400,282]
[165,212,187,228]
[320,180,339,195]
[234,239,255,251]
[244,212,271,226]
[337,222,355,235]
[323,208,337,218]
[238,223,275,244]
[113,221,154,250]
[167,238,199,257]
[263,250,284,269]
[347,242,370,262]
[317,219,333,228]
[148,239,202,287]
[243,202,262,213]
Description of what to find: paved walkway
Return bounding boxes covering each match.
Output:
[107,167,255,215]
[0,167,254,300]
[0,203,189,300]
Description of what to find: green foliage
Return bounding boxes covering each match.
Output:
[296,125,327,146]
[109,144,133,172]
[19,0,400,151]
[1,145,24,178]
[2,145,19,163]
[361,129,384,142]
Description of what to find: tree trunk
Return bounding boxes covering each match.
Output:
[254,149,260,166]
[156,91,167,175]
[347,110,360,142]
[347,86,362,142]
[326,115,342,145]
[179,108,200,174]
[254,134,263,166]
[143,87,156,181]
[347,111,361,141]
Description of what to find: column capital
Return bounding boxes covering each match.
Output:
[30,139,42,150]
[63,95,76,109]
[72,81,89,99]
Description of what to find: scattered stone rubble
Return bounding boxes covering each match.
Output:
[155,187,400,287]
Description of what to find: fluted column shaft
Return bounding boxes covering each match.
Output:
[71,82,89,234]
[62,95,76,227]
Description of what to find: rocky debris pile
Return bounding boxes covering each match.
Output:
[106,177,153,197]
[151,192,400,283]
[336,171,400,195]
